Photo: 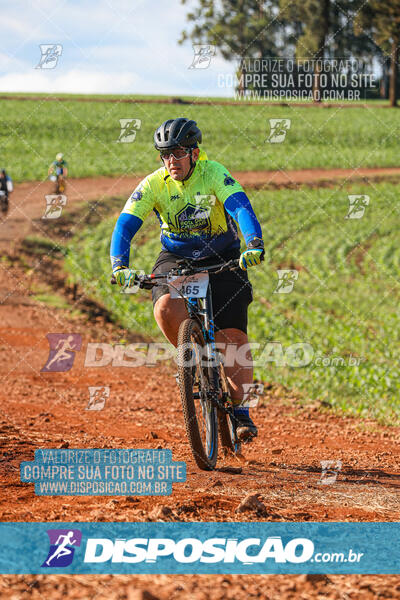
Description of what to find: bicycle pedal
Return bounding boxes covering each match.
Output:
[238,431,257,443]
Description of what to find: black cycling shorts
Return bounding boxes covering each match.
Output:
[151,250,253,334]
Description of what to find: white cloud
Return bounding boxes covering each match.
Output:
[1,14,45,38]
[0,64,234,97]
[0,69,141,94]
[0,0,235,97]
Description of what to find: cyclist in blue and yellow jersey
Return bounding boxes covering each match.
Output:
[110,118,264,440]
[48,152,68,178]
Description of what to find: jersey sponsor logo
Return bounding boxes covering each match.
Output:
[130,184,143,202]
[175,203,211,234]
[170,194,180,201]
[223,173,235,186]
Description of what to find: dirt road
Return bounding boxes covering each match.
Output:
[0,172,399,598]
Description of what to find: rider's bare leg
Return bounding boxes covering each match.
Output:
[153,294,189,347]
[154,296,253,395]
[216,327,257,439]
[215,328,253,404]
[155,300,256,438]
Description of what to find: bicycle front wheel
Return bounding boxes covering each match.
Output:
[177,318,218,471]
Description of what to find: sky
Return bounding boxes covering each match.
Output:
[0,0,235,97]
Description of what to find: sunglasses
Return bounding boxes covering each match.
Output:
[160,148,190,161]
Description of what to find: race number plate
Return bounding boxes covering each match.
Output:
[168,272,209,299]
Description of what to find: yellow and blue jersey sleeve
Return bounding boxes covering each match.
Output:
[208,160,262,245]
[208,161,245,203]
[122,175,155,221]
[110,175,156,270]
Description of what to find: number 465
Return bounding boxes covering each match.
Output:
[182,284,200,295]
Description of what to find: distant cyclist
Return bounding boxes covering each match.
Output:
[110,118,264,441]
[0,169,13,214]
[48,152,68,193]
[48,153,68,178]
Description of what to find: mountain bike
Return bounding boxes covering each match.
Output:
[49,173,66,194]
[113,259,243,471]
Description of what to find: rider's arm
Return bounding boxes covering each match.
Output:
[110,213,143,271]
[110,177,155,271]
[224,191,262,244]
[210,161,263,244]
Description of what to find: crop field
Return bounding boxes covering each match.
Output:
[1,95,400,181]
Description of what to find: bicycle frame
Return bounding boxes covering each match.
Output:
[185,287,220,394]
[114,259,243,464]
[118,257,239,409]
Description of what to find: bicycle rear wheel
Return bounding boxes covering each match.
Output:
[177,318,218,470]
[217,363,242,456]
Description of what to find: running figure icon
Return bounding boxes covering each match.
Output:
[41,528,82,567]
[45,531,77,566]
[45,336,76,370]
[41,333,82,373]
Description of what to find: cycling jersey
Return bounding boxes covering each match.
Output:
[51,159,68,175]
[110,149,262,269]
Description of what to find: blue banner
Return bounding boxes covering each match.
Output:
[0,522,399,574]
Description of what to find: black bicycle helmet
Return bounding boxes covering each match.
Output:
[154,118,202,150]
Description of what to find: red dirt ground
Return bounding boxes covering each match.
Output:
[0,173,399,598]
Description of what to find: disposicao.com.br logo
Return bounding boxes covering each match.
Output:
[83,536,314,564]
[38,530,365,571]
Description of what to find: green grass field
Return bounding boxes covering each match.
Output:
[1,94,400,181]
[65,180,400,425]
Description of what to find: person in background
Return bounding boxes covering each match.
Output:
[0,169,13,214]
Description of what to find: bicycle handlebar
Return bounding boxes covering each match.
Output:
[110,258,240,288]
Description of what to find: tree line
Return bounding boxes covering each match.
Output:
[180,0,400,106]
